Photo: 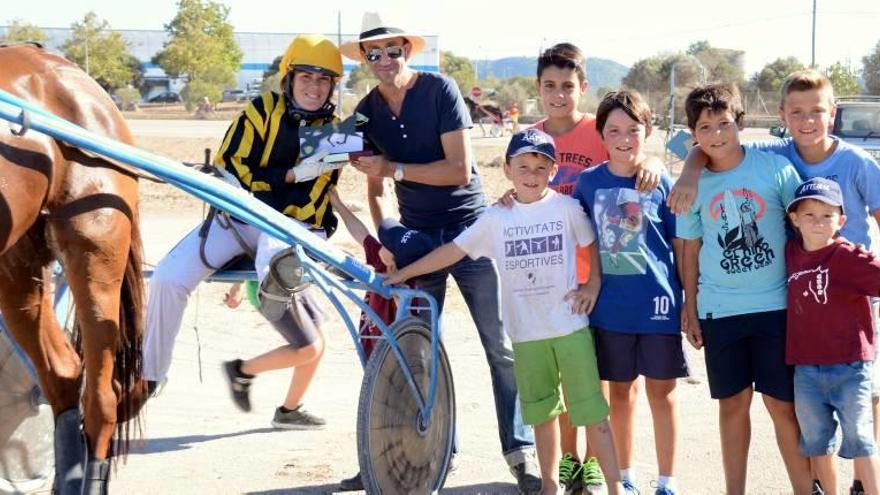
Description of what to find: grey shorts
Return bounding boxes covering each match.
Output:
[274,287,326,349]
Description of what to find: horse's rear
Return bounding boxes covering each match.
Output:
[0,44,145,494]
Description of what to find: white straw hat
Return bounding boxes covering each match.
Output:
[340,12,426,62]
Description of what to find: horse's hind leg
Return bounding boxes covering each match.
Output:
[0,240,86,495]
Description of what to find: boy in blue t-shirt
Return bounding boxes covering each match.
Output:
[572,90,687,495]
[669,70,880,493]
[676,84,812,494]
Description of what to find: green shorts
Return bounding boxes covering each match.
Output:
[512,328,609,426]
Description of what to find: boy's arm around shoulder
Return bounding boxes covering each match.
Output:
[667,145,708,215]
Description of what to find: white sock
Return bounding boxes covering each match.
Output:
[620,468,636,483]
[657,475,676,489]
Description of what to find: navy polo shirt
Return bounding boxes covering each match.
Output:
[355,72,487,230]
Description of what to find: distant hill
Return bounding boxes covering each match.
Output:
[475,56,629,92]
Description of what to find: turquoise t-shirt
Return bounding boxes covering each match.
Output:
[750,137,880,248]
[677,148,801,318]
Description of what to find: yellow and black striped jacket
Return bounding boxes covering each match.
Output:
[215,91,339,234]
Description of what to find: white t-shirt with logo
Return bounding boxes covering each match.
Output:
[454,190,596,343]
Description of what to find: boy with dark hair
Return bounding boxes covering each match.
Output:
[677,83,812,494]
[387,128,629,495]
[785,177,880,495]
[573,90,687,495]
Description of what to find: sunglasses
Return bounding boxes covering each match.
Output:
[364,45,405,63]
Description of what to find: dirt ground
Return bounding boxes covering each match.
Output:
[95,126,860,495]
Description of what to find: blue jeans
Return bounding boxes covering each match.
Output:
[795,361,877,459]
[414,226,534,465]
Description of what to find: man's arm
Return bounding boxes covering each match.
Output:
[352,129,472,186]
[680,238,703,349]
[384,243,468,285]
[365,176,390,231]
[667,145,709,215]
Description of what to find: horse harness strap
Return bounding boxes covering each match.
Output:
[197,165,256,270]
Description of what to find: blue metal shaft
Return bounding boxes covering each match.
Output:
[0,88,390,298]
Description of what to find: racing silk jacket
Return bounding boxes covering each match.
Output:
[215,90,339,235]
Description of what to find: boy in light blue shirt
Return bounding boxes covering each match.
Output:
[676,83,811,495]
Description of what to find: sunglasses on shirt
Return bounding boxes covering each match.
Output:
[364,45,405,63]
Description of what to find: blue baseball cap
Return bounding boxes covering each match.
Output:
[377,219,437,269]
[506,128,556,163]
[786,177,844,212]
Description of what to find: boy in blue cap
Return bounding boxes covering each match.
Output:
[386,128,627,494]
[785,177,880,494]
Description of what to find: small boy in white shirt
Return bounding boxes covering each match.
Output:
[385,128,625,495]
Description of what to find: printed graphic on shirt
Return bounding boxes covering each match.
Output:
[550,160,595,195]
[788,265,830,304]
[502,221,565,297]
[709,188,775,274]
[594,187,653,275]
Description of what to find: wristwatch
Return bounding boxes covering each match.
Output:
[393,162,405,181]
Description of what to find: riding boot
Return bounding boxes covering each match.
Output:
[81,457,110,495]
[52,408,86,495]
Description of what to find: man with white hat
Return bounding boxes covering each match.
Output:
[342,11,540,493]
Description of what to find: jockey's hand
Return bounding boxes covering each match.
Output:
[289,151,343,183]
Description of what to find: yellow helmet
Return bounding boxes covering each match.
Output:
[280,34,343,79]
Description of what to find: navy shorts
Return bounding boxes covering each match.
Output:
[594,328,690,382]
[700,310,794,401]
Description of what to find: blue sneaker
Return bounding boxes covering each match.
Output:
[650,480,676,495]
[622,478,641,494]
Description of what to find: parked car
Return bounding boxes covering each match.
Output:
[771,96,880,161]
[222,89,246,102]
[147,91,182,104]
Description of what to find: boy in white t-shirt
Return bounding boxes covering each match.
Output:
[386,128,625,495]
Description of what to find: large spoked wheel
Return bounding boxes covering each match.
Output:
[357,317,455,494]
[0,331,54,494]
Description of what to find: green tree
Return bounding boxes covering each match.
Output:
[440,51,475,95]
[688,41,745,85]
[154,0,242,107]
[62,12,135,91]
[595,85,615,98]
[623,56,666,94]
[752,56,806,93]
[863,40,880,95]
[345,63,379,96]
[2,19,48,44]
[260,55,283,93]
[825,62,861,96]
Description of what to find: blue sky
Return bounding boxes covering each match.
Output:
[5,0,880,75]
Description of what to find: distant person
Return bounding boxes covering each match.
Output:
[572,90,687,495]
[509,102,520,133]
[340,11,540,492]
[676,83,811,494]
[784,178,880,495]
[386,128,628,495]
[142,34,345,430]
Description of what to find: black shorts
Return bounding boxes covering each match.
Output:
[594,329,690,382]
[700,309,793,401]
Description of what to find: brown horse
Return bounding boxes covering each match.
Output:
[0,44,146,494]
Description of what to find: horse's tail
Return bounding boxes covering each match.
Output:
[113,210,146,459]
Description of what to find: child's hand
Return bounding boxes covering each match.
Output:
[681,311,703,349]
[223,283,244,309]
[634,159,662,192]
[667,171,698,215]
[564,283,599,315]
[378,246,397,273]
[383,270,407,287]
[494,188,517,209]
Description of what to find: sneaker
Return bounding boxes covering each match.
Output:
[338,472,363,492]
[271,405,326,430]
[510,457,542,494]
[851,480,865,495]
[650,481,675,495]
[223,359,253,412]
[582,457,606,491]
[558,453,582,492]
[812,479,825,495]
[622,479,641,495]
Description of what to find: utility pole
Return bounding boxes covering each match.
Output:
[811,0,817,67]
[84,38,89,75]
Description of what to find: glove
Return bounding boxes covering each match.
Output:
[294,150,346,183]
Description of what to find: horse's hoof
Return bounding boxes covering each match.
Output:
[52,408,86,495]
[82,458,110,495]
